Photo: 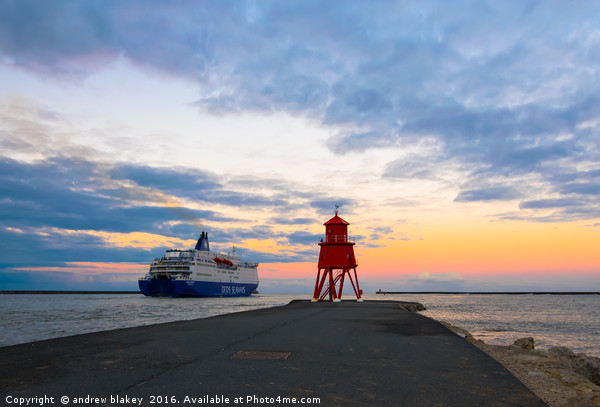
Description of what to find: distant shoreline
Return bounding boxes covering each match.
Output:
[0,290,141,294]
[376,291,600,295]
[1,290,599,295]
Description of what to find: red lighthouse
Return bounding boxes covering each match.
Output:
[312,209,363,302]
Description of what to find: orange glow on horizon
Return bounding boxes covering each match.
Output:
[256,215,600,288]
[355,219,600,278]
[260,262,315,279]
[7,214,598,290]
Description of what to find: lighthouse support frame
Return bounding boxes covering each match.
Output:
[313,266,363,302]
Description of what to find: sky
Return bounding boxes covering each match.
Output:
[1,0,599,293]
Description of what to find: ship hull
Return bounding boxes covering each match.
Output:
[138,278,258,298]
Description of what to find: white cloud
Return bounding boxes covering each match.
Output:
[416,271,463,282]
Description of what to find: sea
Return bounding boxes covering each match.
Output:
[0,293,598,357]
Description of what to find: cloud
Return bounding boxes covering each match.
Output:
[0,0,220,79]
[455,185,522,202]
[0,94,72,160]
[310,198,357,215]
[110,164,293,208]
[0,153,355,235]
[0,91,364,275]
[519,198,583,209]
[1,1,600,225]
[110,164,222,195]
[408,271,466,292]
[0,153,353,272]
[560,182,600,196]
[0,226,151,268]
[416,271,463,282]
[285,231,322,246]
[0,157,223,234]
[383,158,441,181]
[269,217,315,226]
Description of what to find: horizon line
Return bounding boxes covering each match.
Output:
[1,290,599,295]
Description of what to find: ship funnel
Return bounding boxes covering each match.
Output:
[195,231,210,251]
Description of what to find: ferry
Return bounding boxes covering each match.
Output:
[138,232,259,297]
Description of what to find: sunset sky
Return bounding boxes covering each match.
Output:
[1,1,599,293]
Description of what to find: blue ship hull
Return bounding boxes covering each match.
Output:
[138,278,258,297]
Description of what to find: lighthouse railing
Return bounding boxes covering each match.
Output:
[322,234,355,243]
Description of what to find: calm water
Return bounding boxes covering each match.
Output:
[400,293,600,356]
[1,293,598,357]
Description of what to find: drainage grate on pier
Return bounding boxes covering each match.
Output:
[232,350,291,360]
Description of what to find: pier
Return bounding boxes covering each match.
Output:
[0,300,546,406]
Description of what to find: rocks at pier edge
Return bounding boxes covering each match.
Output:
[492,343,600,407]
[548,346,600,386]
[397,302,426,312]
[513,337,535,350]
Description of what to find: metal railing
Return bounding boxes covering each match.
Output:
[321,235,355,243]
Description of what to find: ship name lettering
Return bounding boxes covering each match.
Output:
[221,286,246,294]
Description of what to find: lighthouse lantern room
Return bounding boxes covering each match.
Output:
[312,209,363,302]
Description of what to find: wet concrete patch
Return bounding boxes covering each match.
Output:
[232,350,291,360]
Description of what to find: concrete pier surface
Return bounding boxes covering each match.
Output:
[1,300,546,406]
